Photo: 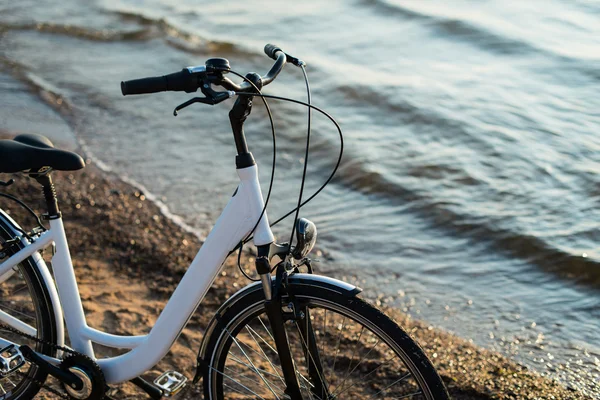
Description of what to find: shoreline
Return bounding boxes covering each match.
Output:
[0,160,590,399]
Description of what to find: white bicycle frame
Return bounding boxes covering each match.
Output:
[0,163,276,384]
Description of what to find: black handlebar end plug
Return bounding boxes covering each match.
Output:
[120,81,128,96]
[264,43,283,60]
[264,43,305,67]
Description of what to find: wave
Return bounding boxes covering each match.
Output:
[112,11,246,55]
[335,154,600,286]
[360,0,600,67]
[0,13,254,58]
[0,21,153,42]
[361,0,539,56]
[0,56,74,119]
[335,83,474,142]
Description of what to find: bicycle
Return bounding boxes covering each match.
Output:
[0,44,449,399]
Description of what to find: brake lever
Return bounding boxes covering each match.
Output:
[173,84,235,116]
[174,97,213,116]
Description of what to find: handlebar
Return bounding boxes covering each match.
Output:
[121,44,291,96]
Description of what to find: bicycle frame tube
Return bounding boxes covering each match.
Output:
[0,163,275,384]
[98,164,275,383]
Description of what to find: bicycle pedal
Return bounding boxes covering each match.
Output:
[0,344,26,377]
[153,370,188,397]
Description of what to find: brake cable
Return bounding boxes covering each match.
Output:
[0,191,47,240]
[287,64,312,254]
[224,70,344,282]
[234,95,344,244]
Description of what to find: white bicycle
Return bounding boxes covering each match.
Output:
[0,45,449,399]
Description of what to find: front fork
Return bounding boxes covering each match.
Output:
[256,253,330,400]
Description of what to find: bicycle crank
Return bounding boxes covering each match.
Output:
[60,354,107,400]
[19,345,107,400]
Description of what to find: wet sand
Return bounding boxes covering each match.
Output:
[0,161,590,399]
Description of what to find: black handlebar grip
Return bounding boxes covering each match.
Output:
[121,69,196,96]
[121,76,167,96]
[264,44,283,60]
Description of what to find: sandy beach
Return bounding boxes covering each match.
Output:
[0,156,590,399]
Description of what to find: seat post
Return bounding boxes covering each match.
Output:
[33,171,61,219]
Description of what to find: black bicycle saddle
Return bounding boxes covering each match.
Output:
[0,134,85,173]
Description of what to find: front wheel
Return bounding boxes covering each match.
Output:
[201,278,449,399]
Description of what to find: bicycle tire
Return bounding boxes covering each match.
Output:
[201,279,449,400]
[0,214,57,399]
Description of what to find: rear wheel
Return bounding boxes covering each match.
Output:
[0,216,57,399]
[202,281,449,399]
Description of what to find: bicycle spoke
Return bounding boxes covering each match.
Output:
[297,318,318,400]
[301,339,316,400]
[231,336,315,393]
[209,365,268,399]
[330,337,381,397]
[258,315,276,344]
[235,328,280,367]
[0,303,37,322]
[227,353,287,392]
[224,364,287,397]
[245,325,285,386]
[253,314,320,394]
[320,308,327,361]
[247,324,278,355]
[339,325,365,389]
[365,372,412,399]
[331,352,400,398]
[296,367,319,397]
[223,382,255,397]
[6,378,16,389]
[391,389,423,399]
[294,320,330,396]
[329,316,346,377]
[227,340,314,394]
[258,315,275,343]
[229,351,314,395]
[223,326,282,399]
[8,284,29,297]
